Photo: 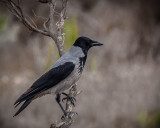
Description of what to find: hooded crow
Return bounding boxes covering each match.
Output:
[14,36,103,116]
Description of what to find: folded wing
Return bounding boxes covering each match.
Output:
[14,62,75,116]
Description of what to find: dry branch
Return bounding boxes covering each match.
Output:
[1,0,80,127]
[1,0,65,56]
[51,84,81,128]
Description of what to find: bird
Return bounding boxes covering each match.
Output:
[13,36,103,117]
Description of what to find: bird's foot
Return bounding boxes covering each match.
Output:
[62,92,76,106]
[61,111,78,120]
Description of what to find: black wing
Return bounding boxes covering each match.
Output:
[14,62,75,116]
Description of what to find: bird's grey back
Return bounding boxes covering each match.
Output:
[51,46,85,69]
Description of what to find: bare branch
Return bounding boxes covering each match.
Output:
[1,0,51,37]
[49,0,56,33]
[1,0,81,127]
[32,9,46,20]
[27,15,38,28]
[54,0,68,56]
[1,0,65,56]
[43,18,50,32]
[62,0,68,19]
[50,84,81,128]
[32,9,49,32]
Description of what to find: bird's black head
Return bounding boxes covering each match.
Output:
[73,36,103,54]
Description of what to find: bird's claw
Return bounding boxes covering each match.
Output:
[61,111,78,120]
[62,97,76,106]
[62,93,76,106]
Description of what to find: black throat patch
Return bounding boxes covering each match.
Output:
[78,55,87,73]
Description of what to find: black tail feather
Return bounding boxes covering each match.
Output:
[14,87,46,106]
[14,102,21,108]
[14,94,26,105]
[13,99,32,117]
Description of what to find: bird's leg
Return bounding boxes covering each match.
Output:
[56,93,67,116]
[62,92,76,106]
[56,93,77,119]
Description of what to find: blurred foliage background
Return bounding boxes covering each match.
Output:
[0,0,160,128]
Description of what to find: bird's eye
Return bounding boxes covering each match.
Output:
[86,43,89,46]
[86,41,90,47]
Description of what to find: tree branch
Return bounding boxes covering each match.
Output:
[1,0,80,127]
[50,84,81,128]
[2,0,51,36]
[54,0,66,56]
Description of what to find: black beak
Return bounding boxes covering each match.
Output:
[92,41,103,46]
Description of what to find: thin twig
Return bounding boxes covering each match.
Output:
[43,18,50,32]
[2,0,51,36]
[27,15,38,28]
[32,9,46,20]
